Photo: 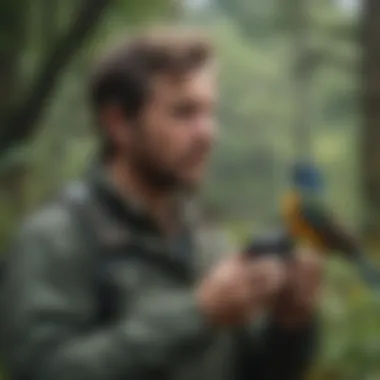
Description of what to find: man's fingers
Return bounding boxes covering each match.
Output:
[247,256,287,294]
[292,253,324,305]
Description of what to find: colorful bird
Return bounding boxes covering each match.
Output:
[282,162,380,289]
[246,162,380,290]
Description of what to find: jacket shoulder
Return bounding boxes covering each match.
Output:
[15,181,90,251]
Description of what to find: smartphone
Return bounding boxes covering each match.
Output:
[244,228,294,259]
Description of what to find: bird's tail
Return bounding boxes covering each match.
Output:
[348,251,380,291]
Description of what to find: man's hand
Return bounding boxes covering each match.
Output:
[272,249,324,328]
[197,255,286,327]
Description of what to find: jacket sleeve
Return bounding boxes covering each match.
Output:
[235,316,318,380]
[2,205,214,380]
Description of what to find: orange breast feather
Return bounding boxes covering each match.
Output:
[281,192,326,250]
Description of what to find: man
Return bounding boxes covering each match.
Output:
[1,28,322,380]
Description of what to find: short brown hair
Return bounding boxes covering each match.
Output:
[89,27,214,119]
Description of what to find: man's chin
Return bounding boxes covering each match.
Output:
[138,162,205,193]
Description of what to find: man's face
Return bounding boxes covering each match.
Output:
[126,64,218,191]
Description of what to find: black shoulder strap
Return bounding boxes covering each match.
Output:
[60,181,120,323]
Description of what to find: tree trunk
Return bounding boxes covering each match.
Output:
[361,0,380,241]
[290,0,314,162]
[0,0,111,158]
[0,0,28,111]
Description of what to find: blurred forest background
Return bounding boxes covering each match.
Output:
[1,0,380,378]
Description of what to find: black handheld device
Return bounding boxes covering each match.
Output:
[244,228,295,259]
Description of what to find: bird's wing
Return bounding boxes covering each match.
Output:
[299,200,357,252]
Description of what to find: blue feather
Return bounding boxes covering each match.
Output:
[292,162,324,193]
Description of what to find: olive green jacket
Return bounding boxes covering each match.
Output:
[1,166,317,380]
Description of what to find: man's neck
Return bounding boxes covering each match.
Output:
[106,156,179,236]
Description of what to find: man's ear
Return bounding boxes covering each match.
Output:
[99,104,131,146]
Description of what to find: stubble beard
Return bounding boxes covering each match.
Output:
[130,150,201,195]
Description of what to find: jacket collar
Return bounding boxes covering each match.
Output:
[86,161,200,236]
